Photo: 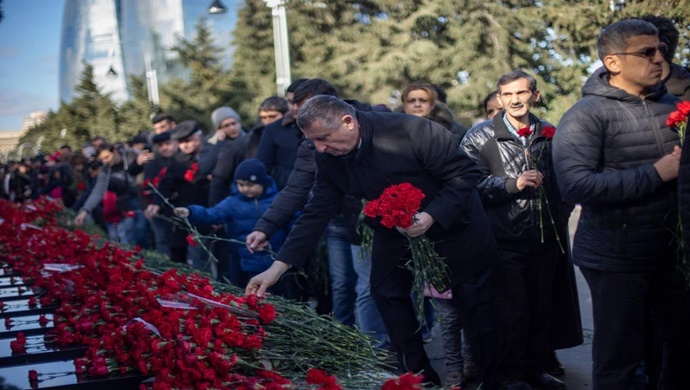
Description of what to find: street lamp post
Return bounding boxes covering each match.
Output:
[264,0,292,97]
[106,41,160,107]
[208,0,291,96]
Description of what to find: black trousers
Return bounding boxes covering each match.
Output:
[370,233,498,388]
[493,243,559,381]
[581,266,690,390]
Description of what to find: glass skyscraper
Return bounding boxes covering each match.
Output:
[59,0,239,104]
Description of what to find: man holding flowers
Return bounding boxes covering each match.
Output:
[461,70,573,390]
[553,19,690,390]
[246,95,499,388]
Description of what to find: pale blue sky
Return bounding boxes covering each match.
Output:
[0,0,66,131]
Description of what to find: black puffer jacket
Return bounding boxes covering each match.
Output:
[461,113,571,248]
[553,67,680,272]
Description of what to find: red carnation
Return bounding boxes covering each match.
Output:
[666,110,686,128]
[186,235,198,247]
[381,372,424,390]
[184,163,199,183]
[28,370,38,381]
[77,181,86,191]
[363,183,425,229]
[306,368,341,389]
[124,211,136,218]
[38,314,49,326]
[678,101,690,116]
[517,127,533,138]
[542,126,556,139]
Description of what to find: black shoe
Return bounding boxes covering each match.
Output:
[545,351,566,376]
[526,372,566,390]
[501,379,533,390]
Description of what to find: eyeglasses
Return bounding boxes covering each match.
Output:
[610,43,668,61]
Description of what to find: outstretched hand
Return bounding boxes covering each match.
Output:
[173,207,190,218]
[246,231,269,254]
[245,261,291,298]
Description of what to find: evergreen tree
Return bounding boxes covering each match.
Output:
[162,18,241,132]
[229,0,690,125]
[118,75,156,138]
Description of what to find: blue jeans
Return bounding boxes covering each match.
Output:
[325,221,357,326]
[351,244,390,348]
[106,215,136,244]
[189,238,216,279]
[436,297,465,372]
[150,217,171,257]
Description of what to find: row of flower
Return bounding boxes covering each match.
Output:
[0,198,425,389]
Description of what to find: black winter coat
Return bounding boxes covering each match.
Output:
[553,67,680,272]
[277,111,496,286]
[256,114,301,190]
[461,113,571,248]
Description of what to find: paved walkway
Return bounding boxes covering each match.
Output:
[425,207,594,388]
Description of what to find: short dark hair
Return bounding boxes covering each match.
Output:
[497,71,538,92]
[296,95,355,131]
[151,112,175,125]
[59,144,71,151]
[597,19,658,62]
[292,78,339,105]
[483,90,499,114]
[259,96,289,113]
[286,78,309,93]
[639,15,679,62]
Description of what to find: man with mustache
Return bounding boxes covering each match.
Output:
[553,19,690,389]
[461,71,572,390]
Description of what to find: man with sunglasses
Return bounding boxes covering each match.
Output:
[553,19,690,389]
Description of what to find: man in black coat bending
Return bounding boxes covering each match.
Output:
[246,95,498,388]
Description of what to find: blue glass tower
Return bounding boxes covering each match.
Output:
[59,0,239,104]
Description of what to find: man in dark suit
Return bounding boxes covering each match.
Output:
[246,95,498,388]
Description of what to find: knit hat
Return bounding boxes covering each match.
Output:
[234,159,269,186]
[211,107,242,130]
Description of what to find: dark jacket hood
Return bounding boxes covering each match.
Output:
[582,66,668,102]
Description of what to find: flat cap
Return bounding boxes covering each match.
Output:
[171,120,203,140]
[152,131,172,144]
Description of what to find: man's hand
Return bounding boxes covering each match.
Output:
[136,151,154,166]
[399,212,435,238]
[245,261,291,297]
[246,231,269,253]
[173,207,190,218]
[74,210,88,226]
[516,169,544,190]
[654,145,682,182]
[215,130,227,142]
[145,204,161,219]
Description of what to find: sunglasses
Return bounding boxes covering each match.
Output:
[610,43,668,60]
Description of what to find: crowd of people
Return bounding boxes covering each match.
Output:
[2,16,690,390]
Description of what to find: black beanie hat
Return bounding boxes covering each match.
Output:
[234,159,270,186]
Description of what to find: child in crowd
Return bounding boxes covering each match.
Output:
[174,159,291,288]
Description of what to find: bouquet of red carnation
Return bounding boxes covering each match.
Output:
[184,163,198,183]
[666,101,690,285]
[364,183,451,326]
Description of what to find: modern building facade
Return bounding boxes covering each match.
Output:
[59,0,239,104]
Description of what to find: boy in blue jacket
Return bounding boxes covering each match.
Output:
[174,159,290,288]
